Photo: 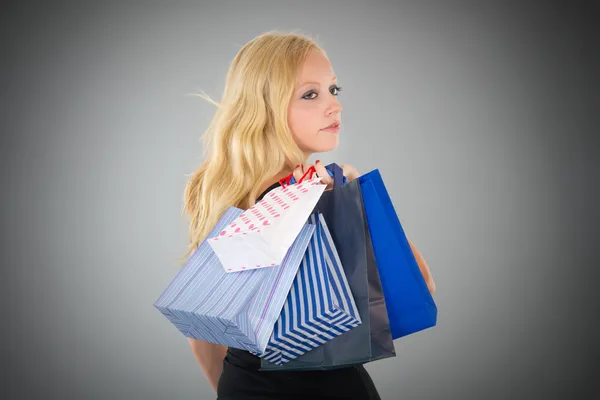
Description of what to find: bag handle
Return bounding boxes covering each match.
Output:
[279,163,347,188]
[278,165,316,188]
[324,163,345,189]
[278,175,292,188]
[299,165,317,183]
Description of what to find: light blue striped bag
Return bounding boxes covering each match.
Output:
[153,206,315,354]
[250,212,361,365]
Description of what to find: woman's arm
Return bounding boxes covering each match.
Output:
[408,238,436,294]
[187,338,228,393]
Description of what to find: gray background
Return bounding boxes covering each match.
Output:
[2,1,597,399]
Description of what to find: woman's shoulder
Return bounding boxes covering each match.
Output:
[256,181,281,203]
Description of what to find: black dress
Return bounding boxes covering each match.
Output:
[216,181,381,400]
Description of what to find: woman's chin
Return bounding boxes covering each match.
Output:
[314,138,339,153]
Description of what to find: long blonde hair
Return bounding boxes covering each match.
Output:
[178,31,323,265]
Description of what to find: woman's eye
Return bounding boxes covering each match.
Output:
[302,86,342,100]
[330,85,342,95]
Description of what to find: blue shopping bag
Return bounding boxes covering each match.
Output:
[254,212,361,366]
[358,169,437,339]
[153,206,315,354]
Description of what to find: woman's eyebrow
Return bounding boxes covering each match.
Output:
[297,77,338,88]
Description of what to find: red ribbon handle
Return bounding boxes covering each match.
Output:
[298,165,316,183]
[278,165,317,188]
[278,174,293,188]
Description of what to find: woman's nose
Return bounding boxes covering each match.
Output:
[327,98,343,115]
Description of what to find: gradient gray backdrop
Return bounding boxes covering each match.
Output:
[2,1,597,399]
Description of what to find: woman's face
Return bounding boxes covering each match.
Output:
[288,49,343,157]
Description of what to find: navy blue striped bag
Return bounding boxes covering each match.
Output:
[260,163,396,371]
[250,212,361,365]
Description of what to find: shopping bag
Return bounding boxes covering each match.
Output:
[207,173,327,273]
[153,206,315,354]
[358,169,437,339]
[260,164,396,371]
[251,212,361,366]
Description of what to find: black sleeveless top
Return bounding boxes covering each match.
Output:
[216,181,381,400]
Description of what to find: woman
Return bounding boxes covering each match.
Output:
[181,31,436,400]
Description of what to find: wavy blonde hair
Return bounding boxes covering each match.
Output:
[177,31,324,265]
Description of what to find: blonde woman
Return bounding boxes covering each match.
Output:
[181,31,435,400]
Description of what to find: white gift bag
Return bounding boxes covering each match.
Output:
[208,167,327,272]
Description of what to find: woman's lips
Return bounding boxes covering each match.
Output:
[321,122,340,133]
